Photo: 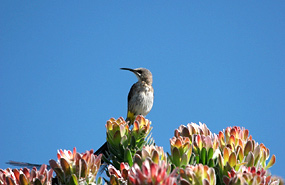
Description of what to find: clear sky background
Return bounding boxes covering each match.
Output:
[1,1,284,178]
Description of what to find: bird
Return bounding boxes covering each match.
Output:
[94,67,154,156]
[121,67,154,124]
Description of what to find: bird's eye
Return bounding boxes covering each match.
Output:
[137,70,142,74]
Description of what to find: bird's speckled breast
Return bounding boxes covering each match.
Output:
[128,82,154,116]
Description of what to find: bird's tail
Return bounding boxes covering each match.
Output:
[6,160,49,169]
[126,111,135,125]
[94,142,108,156]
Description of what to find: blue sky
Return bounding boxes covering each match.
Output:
[1,1,284,178]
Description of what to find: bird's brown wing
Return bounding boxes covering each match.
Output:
[126,83,138,123]
[127,83,137,104]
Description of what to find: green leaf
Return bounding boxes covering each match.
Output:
[136,137,146,149]
[208,148,214,162]
[80,159,87,178]
[134,154,142,167]
[109,175,119,185]
[152,150,159,164]
[124,148,133,166]
[120,135,128,148]
[60,158,71,176]
[167,152,174,164]
[49,160,64,183]
[118,142,126,154]
[195,155,200,164]
[97,177,102,185]
[19,174,28,185]
[202,179,210,185]
[245,152,254,167]
[5,177,15,185]
[34,179,42,185]
[181,179,191,185]
[130,136,136,149]
[113,130,122,145]
[218,154,224,171]
[244,141,253,156]
[237,146,244,162]
[172,147,181,167]
[68,174,78,185]
[228,153,237,167]
[208,159,215,167]
[265,154,276,170]
[189,154,195,165]
[181,153,188,166]
[254,151,260,166]
[201,147,207,165]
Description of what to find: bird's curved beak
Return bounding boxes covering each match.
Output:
[120,68,139,75]
[120,68,135,72]
[120,68,141,80]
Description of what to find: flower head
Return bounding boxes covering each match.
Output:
[49,147,102,185]
[0,164,53,185]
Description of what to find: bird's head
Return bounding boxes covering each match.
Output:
[120,67,153,85]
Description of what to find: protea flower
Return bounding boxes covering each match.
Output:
[105,116,153,169]
[180,164,216,185]
[134,145,168,165]
[0,164,53,185]
[128,159,178,185]
[108,162,130,184]
[171,123,278,185]
[171,123,219,168]
[223,167,280,185]
[174,122,212,139]
[217,126,276,177]
[108,158,178,185]
[106,117,130,149]
[169,136,192,168]
[49,147,102,185]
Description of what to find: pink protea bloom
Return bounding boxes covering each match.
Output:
[128,159,177,185]
[0,164,53,185]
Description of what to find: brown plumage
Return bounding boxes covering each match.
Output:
[121,68,154,124]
